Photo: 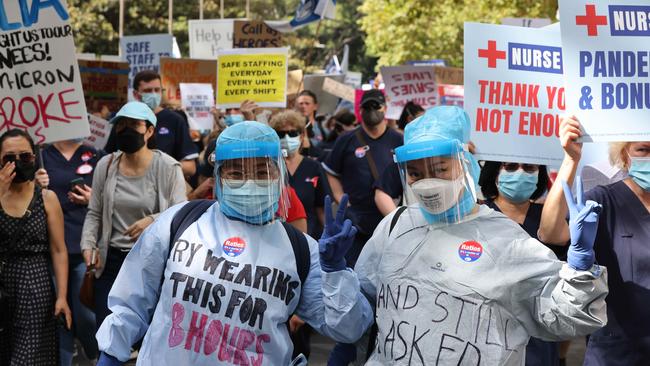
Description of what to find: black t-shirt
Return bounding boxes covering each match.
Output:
[485,200,568,260]
[373,161,403,199]
[289,158,329,239]
[323,127,403,234]
[42,145,103,254]
[105,109,198,161]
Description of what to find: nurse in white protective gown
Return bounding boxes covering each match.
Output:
[94,121,374,366]
[354,106,609,365]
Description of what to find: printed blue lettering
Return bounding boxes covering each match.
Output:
[0,0,69,31]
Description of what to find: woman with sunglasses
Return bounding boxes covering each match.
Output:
[80,102,187,332]
[478,161,566,366]
[0,129,72,365]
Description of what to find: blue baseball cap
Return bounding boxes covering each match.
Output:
[110,101,157,127]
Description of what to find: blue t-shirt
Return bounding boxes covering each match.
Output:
[105,109,198,161]
[42,145,102,254]
[289,157,329,239]
[584,181,650,357]
[322,127,403,234]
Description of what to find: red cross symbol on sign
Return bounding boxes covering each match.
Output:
[575,4,608,36]
[478,40,506,69]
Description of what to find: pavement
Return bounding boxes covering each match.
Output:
[73,333,587,365]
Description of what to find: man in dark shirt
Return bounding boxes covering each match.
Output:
[104,70,198,177]
[322,89,403,265]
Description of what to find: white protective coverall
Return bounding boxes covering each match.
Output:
[355,205,608,365]
[96,202,374,365]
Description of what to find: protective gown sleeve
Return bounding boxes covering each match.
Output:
[96,203,187,362]
[295,235,375,344]
[501,235,609,342]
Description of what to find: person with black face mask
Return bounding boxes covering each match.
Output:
[80,102,187,333]
[0,129,72,365]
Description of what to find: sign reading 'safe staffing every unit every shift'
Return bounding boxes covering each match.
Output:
[464,22,565,165]
[0,0,90,144]
[559,0,650,142]
[217,47,288,108]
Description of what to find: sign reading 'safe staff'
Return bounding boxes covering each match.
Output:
[0,0,90,143]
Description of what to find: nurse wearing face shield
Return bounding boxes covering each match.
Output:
[354,106,609,365]
[94,121,373,366]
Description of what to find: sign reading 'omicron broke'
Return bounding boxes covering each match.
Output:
[0,0,90,144]
[464,22,565,165]
[216,48,288,108]
[560,0,650,142]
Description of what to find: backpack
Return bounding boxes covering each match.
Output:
[168,200,311,288]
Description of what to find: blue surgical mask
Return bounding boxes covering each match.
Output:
[224,114,245,126]
[217,179,280,224]
[280,135,301,153]
[140,93,161,110]
[629,157,650,192]
[497,170,539,203]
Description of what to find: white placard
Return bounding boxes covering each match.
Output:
[180,83,215,131]
[0,0,90,143]
[188,19,234,59]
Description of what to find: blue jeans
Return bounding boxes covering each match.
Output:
[94,247,129,331]
[59,254,99,365]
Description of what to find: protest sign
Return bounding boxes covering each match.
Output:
[434,66,464,86]
[217,48,288,108]
[381,66,438,120]
[303,74,346,115]
[0,0,90,143]
[78,60,129,114]
[120,34,173,91]
[160,58,217,106]
[233,20,283,48]
[344,71,363,88]
[438,84,464,107]
[83,114,110,150]
[559,0,650,141]
[464,22,565,165]
[287,69,304,95]
[180,83,215,131]
[501,18,553,28]
[406,59,447,67]
[322,77,355,102]
[188,19,234,59]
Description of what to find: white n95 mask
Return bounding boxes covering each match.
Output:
[410,176,465,214]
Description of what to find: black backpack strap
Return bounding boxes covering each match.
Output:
[389,206,407,235]
[169,200,215,255]
[281,222,310,288]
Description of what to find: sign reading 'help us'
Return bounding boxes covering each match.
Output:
[464,22,565,166]
[560,0,650,142]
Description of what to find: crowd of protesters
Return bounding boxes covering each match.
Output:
[0,68,648,366]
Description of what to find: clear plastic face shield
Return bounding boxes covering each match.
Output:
[213,139,290,225]
[395,139,478,226]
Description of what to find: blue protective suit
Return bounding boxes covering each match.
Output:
[96,202,373,365]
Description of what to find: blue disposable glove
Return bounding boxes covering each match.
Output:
[562,176,602,271]
[319,194,357,272]
[97,352,123,366]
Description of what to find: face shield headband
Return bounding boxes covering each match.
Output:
[395,139,478,224]
[214,141,287,225]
